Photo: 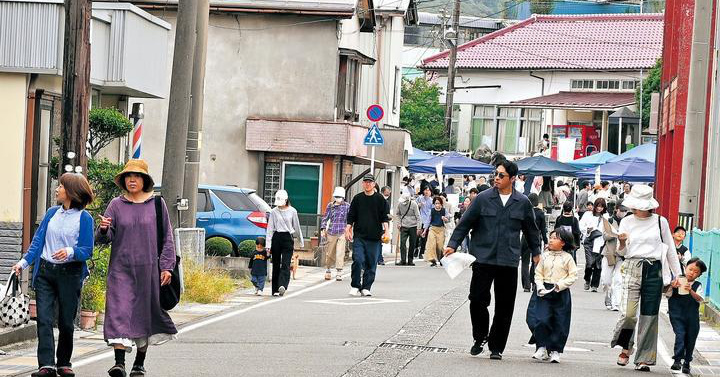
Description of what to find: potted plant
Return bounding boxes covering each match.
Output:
[80,275,105,330]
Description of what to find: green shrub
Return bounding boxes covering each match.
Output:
[82,246,111,312]
[238,240,257,258]
[87,158,124,219]
[88,107,134,158]
[182,261,237,304]
[206,237,234,256]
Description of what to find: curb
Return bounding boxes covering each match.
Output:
[0,323,36,349]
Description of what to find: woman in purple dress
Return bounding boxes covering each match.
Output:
[96,160,177,377]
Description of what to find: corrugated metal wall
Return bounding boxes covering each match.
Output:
[0,1,62,71]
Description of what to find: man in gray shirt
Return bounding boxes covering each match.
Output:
[576,181,591,214]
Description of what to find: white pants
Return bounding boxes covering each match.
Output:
[601,257,623,309]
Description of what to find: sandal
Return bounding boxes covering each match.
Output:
[617,352,630,366]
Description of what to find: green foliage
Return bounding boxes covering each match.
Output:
[636,59,662,129]
[87,158,124,219]
[400,78,452,151]
[530,0,553,14]
[206,237,235,257]
[81,246,111,312]
[88,108,134,158]
[238,240,257,258]
[182,261,237,304]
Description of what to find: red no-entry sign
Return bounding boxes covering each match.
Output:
[367,105,384,122]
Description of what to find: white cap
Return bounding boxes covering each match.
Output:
[274,190,289,206]
[332,186,346,198]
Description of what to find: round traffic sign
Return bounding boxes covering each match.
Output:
[367,105,384,122]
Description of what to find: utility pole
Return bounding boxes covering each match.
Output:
[161,0,198,228]
[443,0,461,144]
[60,0,91,176]
[182,0,209,228]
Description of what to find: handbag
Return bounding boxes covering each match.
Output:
[0,273,30,327]
[155,196,182,311]
[602,218,618,266]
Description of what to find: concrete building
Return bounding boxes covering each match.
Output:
[420,14,663,160]
[0,1,170,274]
[129,0,415,235]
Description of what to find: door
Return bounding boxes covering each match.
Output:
[282,162,321,215]
[195,189,215,232]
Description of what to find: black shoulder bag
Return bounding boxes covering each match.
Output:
[155,196,182,311]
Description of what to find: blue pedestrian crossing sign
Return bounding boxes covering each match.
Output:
[364,124,384,146]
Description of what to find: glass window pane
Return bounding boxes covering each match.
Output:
[213,190,255,211]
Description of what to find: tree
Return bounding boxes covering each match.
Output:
[530,0,554,15]
[400,78,452,151]
[87,107,134,158]
[636,59,662,129]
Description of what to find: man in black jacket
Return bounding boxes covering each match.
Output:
[444,159,542,360]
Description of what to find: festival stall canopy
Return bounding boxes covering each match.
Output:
[608,142,656,163]
[516,155,579,176]
[575,157,656,182]
[408,152,494,174]
[408,148,434,164]
[568,151,617,169]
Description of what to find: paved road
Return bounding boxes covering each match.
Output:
[70,261,680,376]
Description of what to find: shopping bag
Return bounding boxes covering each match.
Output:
[442,253,476,279]
[0,273,30,327]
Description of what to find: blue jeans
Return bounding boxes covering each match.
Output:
[34,260,83,368]
[351,238,380,290]
[377,242,384,263]
[251,275,266,291]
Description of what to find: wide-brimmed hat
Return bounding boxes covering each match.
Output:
[114,159,154,191]
[621,184,659,211]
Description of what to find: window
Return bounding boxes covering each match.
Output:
[337,55,361,121]
[596,80,620,90]
[622,80,640,90]
[571,80,593,90]
[498,107,520,154]
[213,190,256,212]
[264,162,281,205]
[197,189,214,212]
[471,105,496,152]
[520,108,543,154]
[450,105,460,149]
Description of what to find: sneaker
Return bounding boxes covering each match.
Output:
[670,361,681,371]
[635,364,650,372]
[398,261,407,266]
[430,261,437,267]
[407,262,415,266]
[108,364,126,377]
[549,351,560,363]
[349,287,361,297]
[611,306,619,311]
[361,289,372,297]
[470,341,485,356]
[324,271,332,280]
[31,368,57,377]
[129,365,146,377]
[591,287,598,293]
[254,289,261,296]
[336,275,343,281]
[682,365,691,374]
[378,261,385,265]
[278,286,286,296]
[584,282,590,291]
[532,347,548,360]
[57,367,75,377]
[489,352,503,360]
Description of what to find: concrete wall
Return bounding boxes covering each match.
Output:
[133,11,340,191]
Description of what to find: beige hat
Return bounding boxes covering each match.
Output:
[621,184,659,211]
[274,190,289,206]
[114,159,154,192]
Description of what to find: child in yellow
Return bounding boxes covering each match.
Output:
[532,227,578,363]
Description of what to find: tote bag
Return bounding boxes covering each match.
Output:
[0,273,30,327]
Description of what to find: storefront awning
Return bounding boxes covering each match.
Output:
[509,91,636,110]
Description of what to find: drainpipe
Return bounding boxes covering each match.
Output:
[529,71,546,150]
[529,71,545,95]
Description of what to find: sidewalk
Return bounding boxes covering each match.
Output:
[0,265,329,377]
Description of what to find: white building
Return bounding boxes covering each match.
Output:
[420,13,663,159]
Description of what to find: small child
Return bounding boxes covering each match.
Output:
[531,227,578,363]
[248,237,269,295]
[669,257,707,375]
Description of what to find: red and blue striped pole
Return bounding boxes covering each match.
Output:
[130,103,144,159]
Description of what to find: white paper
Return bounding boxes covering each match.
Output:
[556,137,577,162]
[443,253,476,279]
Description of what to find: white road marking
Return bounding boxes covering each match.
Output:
[306,298,408,306]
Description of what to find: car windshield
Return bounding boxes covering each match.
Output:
[248,192,271,212]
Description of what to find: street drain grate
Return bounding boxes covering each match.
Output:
[378,342,448,353]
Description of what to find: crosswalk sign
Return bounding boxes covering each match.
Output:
[364,124,384,146]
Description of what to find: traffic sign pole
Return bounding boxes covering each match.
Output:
[371,146,375,173]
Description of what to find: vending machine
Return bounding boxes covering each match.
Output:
[550,125,601,160]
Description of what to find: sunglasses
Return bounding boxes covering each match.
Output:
[493,172,509,179]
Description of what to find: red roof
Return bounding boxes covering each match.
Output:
[510,91,636,109]
[422,14,663,70]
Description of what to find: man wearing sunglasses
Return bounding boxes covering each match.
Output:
[445,159,542,360]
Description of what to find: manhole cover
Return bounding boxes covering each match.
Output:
[378,342,448,353]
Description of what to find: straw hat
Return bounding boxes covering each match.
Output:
[114,159,154,191]
[621,184,659,211]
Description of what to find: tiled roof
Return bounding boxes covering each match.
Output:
[510,91,636,109]
[422,14,663,70]
[417,12,504,30]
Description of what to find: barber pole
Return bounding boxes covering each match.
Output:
[130,103,144,159]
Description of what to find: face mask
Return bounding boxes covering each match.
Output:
[334,197,343,203]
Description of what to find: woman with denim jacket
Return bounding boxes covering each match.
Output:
[12,173,95,377]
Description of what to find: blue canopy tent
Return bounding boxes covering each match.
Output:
[575,157,656,182]
[568,151,617,169]
[608,142,656,163]
[516,155,579,176]
[408,152,494,174]
[408,148,434,164]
